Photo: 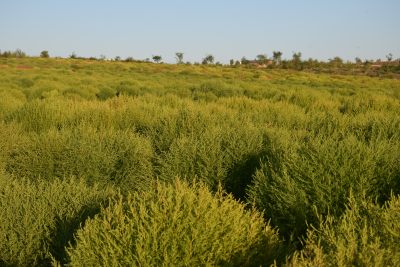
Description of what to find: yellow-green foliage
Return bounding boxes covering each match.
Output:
[5,124,154,192]
[0,174,115,266]
[67,179,280,266]
[0,89,26,119]
[0,57,399,265]
[288,195,400,266]
[247,134,400,237]
[157,118,265,196]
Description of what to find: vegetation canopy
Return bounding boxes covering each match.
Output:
[0,55,399,266]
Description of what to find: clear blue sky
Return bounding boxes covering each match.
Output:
[1,0,399,63]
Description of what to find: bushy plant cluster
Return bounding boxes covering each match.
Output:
[0,174,114,266]
[247,134,400,238]
[5,124,154,192]
[0,57,399,265]
[67,179,280,267]
[0,49,26,58]
[288,194,400,266]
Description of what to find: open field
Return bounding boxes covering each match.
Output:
[0,57,399,266]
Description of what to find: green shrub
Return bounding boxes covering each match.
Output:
[157,124,264,197]
[247,135,400,238]
[6,99,69,132]
[150,105,267,197]
[0,122,27,170]
[96,86,116,100]
[62,86,98,100]
[5,126,154,192]
[0,174,115,266]
[288,194,400,266]
[0,89,27,118]
[67,179,280,266]
[40,50,50,58]
[18,78,35,88]
[190,80,237,99]
[1,57,399,264]
[115,80,140,96]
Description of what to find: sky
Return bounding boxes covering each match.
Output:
[1,0,399,63]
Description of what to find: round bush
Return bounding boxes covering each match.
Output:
[289,195,400,266]
[67,179,280,266]
[158,123,264,198]
[247,135,400,238]
[0,174,115,266]
[5,125,154,192]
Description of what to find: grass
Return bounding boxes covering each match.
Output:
[0,57,399,266]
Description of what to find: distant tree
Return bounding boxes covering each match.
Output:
[235,60,241,66]
[355,57,362,64]
[386,53,393,62]
[364,59,372,66]
[292,52,302,62]
[3,51,12,58]
[0,50,26,58]
[175,52,184,64]
[256,54,268,63]
[241,57,249,65]
[125,57,135,62]
[202,54,214,65]
[281,60,289,69]
[306,57,319,68]
[152,55,162,63]
[99,54,106,61]
[272,51,282,64]
[329,56,343,66]
[14,49,26,58]
[40,50,49,58]
[292,52,302,69]
[70,52,77,59]
[115,56,121,61]
[229,59,234,66]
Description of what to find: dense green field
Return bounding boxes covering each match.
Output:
[0,57,399,266]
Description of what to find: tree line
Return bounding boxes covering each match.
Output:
[1,49,399,77]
